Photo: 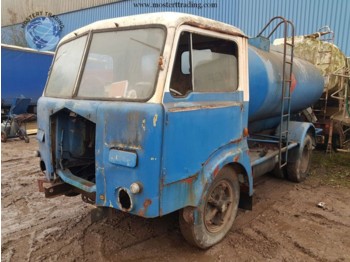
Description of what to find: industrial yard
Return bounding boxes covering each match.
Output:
[2,137,349,261]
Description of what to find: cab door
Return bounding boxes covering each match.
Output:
[160,27,246,213]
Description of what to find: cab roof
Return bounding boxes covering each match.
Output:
[61,12,246,43]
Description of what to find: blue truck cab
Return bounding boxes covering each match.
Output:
[37,13,323,248]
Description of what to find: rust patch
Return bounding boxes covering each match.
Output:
[160,174,165,190]
[37,178,49,192]
[243,128,249,137]
[138,199,152,217]
[230,136,243,144]
[138,209,144,217]
[182,176,196,185]
[161,174,198,187]
[184,21,246,38]
[143,199,152,208]
[213,166,220,177]
[290,73,297,93]
[234,155,240,162]
[168,102,241,112]
[184,176,197,207]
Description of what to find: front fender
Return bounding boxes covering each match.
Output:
[200,140,253,198]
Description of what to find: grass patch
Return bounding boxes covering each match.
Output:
[310,150,350,188]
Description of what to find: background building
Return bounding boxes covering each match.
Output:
[1,0,349,55]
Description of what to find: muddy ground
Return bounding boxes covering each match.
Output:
[1,137,350,261]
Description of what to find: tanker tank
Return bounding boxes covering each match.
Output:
[247,43,324,133]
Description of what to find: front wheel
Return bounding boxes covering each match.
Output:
[179,166,240,249]
[287,134,313,182]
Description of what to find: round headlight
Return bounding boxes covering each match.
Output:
[130,182,142,194]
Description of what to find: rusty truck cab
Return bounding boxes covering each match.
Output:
[37,13,252,249]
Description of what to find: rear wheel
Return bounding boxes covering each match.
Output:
[287,134,313,182]
[179,167,240,249]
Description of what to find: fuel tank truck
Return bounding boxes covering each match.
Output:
[36,13,325,249]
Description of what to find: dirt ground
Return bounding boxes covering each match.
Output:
[1,136,350,262]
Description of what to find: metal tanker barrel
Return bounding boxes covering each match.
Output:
[248,44,324,132]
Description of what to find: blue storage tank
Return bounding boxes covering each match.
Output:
[247,44,324,132]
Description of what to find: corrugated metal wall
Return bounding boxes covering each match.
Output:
[50,0,239,35]
[1,0,122,26]
[2,0,349,55]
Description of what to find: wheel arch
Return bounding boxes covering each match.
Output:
[200,145,253,209]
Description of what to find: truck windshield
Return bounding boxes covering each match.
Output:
[45,27,165,100]
[45,35,87,97]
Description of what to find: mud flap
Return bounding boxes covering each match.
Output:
[239,191,253,210]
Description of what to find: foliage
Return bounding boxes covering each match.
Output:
[310,150,350,188]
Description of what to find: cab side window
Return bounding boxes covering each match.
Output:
[170,32,238,97]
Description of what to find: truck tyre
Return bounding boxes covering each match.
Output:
[287,134,313,182]
[179,166,240,249]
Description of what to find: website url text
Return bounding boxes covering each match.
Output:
[133,1,218,9]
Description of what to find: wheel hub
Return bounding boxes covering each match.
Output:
[204,180,234,233]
